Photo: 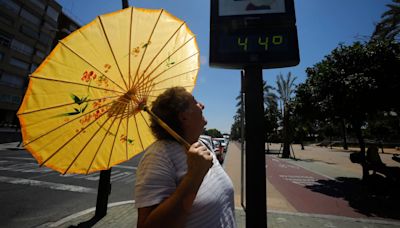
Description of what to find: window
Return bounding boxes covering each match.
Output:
[0,93,22,104]
[38,32,52,45]
[11,39,34,56]
[35,50,45,58]
[0,72,24,89]
[0,0,20,14]
[28,0,45,11]
[0,13,14,25]
[20,8,41,26]
[10,57,30,70]
[43,22,57,33]
[69,24,78,32]
[20,25,39,39]
[30,64,38,73]
[46,6,59,22]
[0,33,12,47]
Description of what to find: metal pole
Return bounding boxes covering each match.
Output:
[122,0,129,8]
[95,169,112,217]
[240,70,246,210]
[243,66,266,228]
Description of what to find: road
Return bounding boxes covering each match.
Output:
[0,145,143,228]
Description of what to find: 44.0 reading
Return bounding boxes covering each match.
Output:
[237,35,284,51]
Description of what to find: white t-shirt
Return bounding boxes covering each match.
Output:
[135,140,236,228]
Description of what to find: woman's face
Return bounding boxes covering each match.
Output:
[180,95,207,142]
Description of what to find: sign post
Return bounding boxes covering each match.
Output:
[210,0,300,227]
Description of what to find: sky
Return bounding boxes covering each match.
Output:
[55,0,392,134]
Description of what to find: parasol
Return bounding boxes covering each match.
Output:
[17,7,199,174]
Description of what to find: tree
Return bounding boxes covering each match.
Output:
[263,81,279,144]
[230,93,244,140]
[296,40,400,153]
[372,0,400,42]
[205,128,223,138]
[276,72,297,158]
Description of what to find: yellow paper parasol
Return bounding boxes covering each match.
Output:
[17,7,199,174]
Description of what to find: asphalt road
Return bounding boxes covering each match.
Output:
[0,147,143,228]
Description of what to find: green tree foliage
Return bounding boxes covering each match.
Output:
[296,40,400,153]
[205,128,223,138]
[372,0,400,42]
[263,81,280,143]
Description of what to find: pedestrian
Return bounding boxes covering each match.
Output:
[135,86,236,228]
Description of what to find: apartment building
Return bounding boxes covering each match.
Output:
[0,0,80,127]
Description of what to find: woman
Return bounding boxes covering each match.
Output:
[135,87,236,228]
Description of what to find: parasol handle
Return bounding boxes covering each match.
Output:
[143,106,191,150]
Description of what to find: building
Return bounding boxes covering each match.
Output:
[0,0,80,128]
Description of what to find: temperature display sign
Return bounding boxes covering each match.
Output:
[209,0,300,69]
[219,33,287,53]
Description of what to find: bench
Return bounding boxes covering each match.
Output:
[350,146,400,184]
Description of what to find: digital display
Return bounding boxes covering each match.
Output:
[218,32,289,54]
[209,0,299,69]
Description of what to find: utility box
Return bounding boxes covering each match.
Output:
[209,0,300,69]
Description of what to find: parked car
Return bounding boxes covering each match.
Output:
[214,138,227,151]
[213,139,223,153]
[199,135,224,164]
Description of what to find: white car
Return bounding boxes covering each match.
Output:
[199,135,224,164]
[214,138,227,150]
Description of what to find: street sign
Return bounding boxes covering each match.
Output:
[210,0,300,69]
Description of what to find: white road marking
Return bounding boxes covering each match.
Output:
[3,157,137,170]
[0,159,137,183]
[279,175,321,186]
[2,157,35,161]
[0,176,96,193]
[49,200,135,227]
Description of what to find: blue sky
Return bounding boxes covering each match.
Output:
[56,0,391,134]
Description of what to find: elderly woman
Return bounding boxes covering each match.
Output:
[135,87,236,228]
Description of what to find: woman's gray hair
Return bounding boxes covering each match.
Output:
[150,87,192,140]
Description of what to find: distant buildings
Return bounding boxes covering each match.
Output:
[0,0,80,127]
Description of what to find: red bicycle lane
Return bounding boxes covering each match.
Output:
[267,156,366,218]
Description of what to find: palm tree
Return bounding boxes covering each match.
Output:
[372,0,400,41]
[263,81,278,110]
[263,81,279,151]
[230,92,245,140]
[276,72,297,158]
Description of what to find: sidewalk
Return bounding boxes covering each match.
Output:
[42,202,400,228]
[40,142,400,227]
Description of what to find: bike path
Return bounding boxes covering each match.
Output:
[267,155,365,218]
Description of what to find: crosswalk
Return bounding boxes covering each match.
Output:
[0,157,137,190]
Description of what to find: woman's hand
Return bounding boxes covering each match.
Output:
[186,142,213,180]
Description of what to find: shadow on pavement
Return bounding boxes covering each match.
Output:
[306,176,400,220]
[265,149,281,154]
[292,157,337,165]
